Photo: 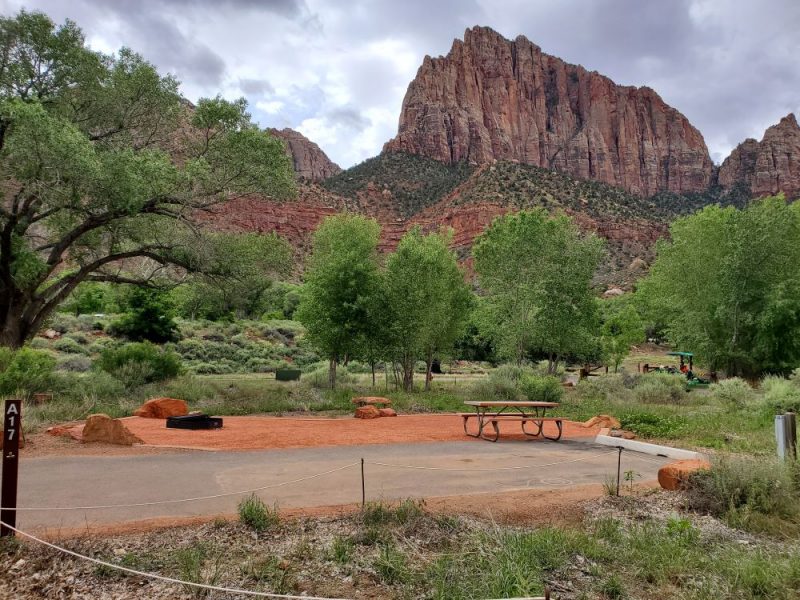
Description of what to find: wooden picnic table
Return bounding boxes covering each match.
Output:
[461,400,563,442]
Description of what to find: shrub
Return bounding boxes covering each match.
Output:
[634,373,687,404]
[470,376,522,403]
[576,374,631,402]
[0,348,57,396]
[96,342,183,384]
[687,457,800,534]
[237,494,279,532]
[65,331,90,345]
[57,355,92,372]
[53,337,87,354]
[761,376,800,414]
[519,375,563,403]
[109,287,179,343]
[710,377,755,409]
[306,364,356,388]
[492,363,536,383]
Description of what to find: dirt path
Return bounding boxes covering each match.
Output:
[47,414,597,455]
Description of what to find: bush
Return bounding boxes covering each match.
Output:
[109,287,179,343]
[52,337,87,354]
[471,373,523,403]
[237,494,278,532]
[687,457,800,534]
[576,375,631,402]
[710,377,755,409]
[306,364,356,388]
[492,363,536,383]
[96,342,183,385]
[56,355,92,372]
[519,375,563,403]
[0,347,57,396]
[634,373,687,404]
[761,376,800,414]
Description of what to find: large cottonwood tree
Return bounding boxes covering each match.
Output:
[0,12,294,347]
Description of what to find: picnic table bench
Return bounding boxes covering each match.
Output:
[461,401,563,442]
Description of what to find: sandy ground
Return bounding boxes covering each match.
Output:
[48,414,598,454]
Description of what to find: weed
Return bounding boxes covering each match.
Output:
[330,535,354,564]
[237,494,279,532]
[599,574,626,598]
[373,543,410,584]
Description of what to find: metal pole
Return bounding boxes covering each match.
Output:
[1,399,22,537]
[616,446,623,497]
[360,458,365,508]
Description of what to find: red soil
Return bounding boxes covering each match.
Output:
[71,414,598,451]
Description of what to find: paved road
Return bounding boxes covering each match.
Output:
[2,440,669,532]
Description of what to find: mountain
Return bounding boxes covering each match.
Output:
[268,128,341,181]
[718,114,800,200]
[384,26,713,197]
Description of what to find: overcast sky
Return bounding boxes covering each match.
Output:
[4,0,799,167]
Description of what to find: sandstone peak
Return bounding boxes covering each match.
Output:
[719,113,800,199]
[385,27,713,196]
[268,127,341,182]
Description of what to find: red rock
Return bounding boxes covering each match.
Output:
[133,398,189,419]
[378,408,397,417]
[352,397,392,406]
[268,128,341,182]
[583,415,621,429]
[354,406,381,419]
[719,113,800,200]
[81,414,143,446]
[384,26,713,196]
[658,459,711,491]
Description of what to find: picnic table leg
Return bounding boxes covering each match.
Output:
[482,419,500,442]
[463,414,481,438]
[542,420,564,441]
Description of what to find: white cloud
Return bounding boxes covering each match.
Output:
[6,0,800,168]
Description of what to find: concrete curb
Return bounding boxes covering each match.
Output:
[594,434,705,460]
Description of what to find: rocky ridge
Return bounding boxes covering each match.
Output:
[719,113,800,199]
[384,26,713,197]
[268,127,341,182]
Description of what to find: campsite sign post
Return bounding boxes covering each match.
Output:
[1,399,21,537]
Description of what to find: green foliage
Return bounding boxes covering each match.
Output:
[637,197,800,377]
[383,227,472,390]
[296,214,383,388]
[61,282,116,315]
[0,11,295,348]
[710,377,756,409]
[473,209,604,369]
[322,152,473,217]
[687,457,800,535]
[761,376,800,414]
[618,412,686,438]
[0,347,56,396]
[633,372,688,404]
[519,374,563,403]
[110,287,179,343]
[237,493,279,532]
[598,296,645,371]
[96,341,182,384]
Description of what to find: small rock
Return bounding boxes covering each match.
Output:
[378,408,397,417]
[133,397,188,419]
[354,406,381,419]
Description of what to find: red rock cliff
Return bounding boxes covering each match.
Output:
[719,113,800,199]
[384,26,713,196]
[268,128,341,182]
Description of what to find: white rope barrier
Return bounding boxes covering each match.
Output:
[366,449,618,472]
[0,520,349,600]
[1,462,359,512]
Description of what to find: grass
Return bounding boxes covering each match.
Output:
[237,494,279,532]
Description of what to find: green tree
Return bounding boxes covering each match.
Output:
[295,214,382,388]
[0,12,294,347]
[599,295,645,372]
[110,286,178,343]
[473,209,604,372]
[384,228,472,391]
[172,233,292,320]
[637,196,800,377]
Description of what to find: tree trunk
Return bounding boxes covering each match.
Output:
[328,357,337,389]
[424,349,433,391]
[371,362,376,387]
[402,355,414,392]
[0,305,33,349]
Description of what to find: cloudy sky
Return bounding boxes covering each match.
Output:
[4,0,799,167]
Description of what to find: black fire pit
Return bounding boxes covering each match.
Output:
[166,414,223,430]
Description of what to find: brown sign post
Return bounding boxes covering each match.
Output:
[1,399,21,537]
